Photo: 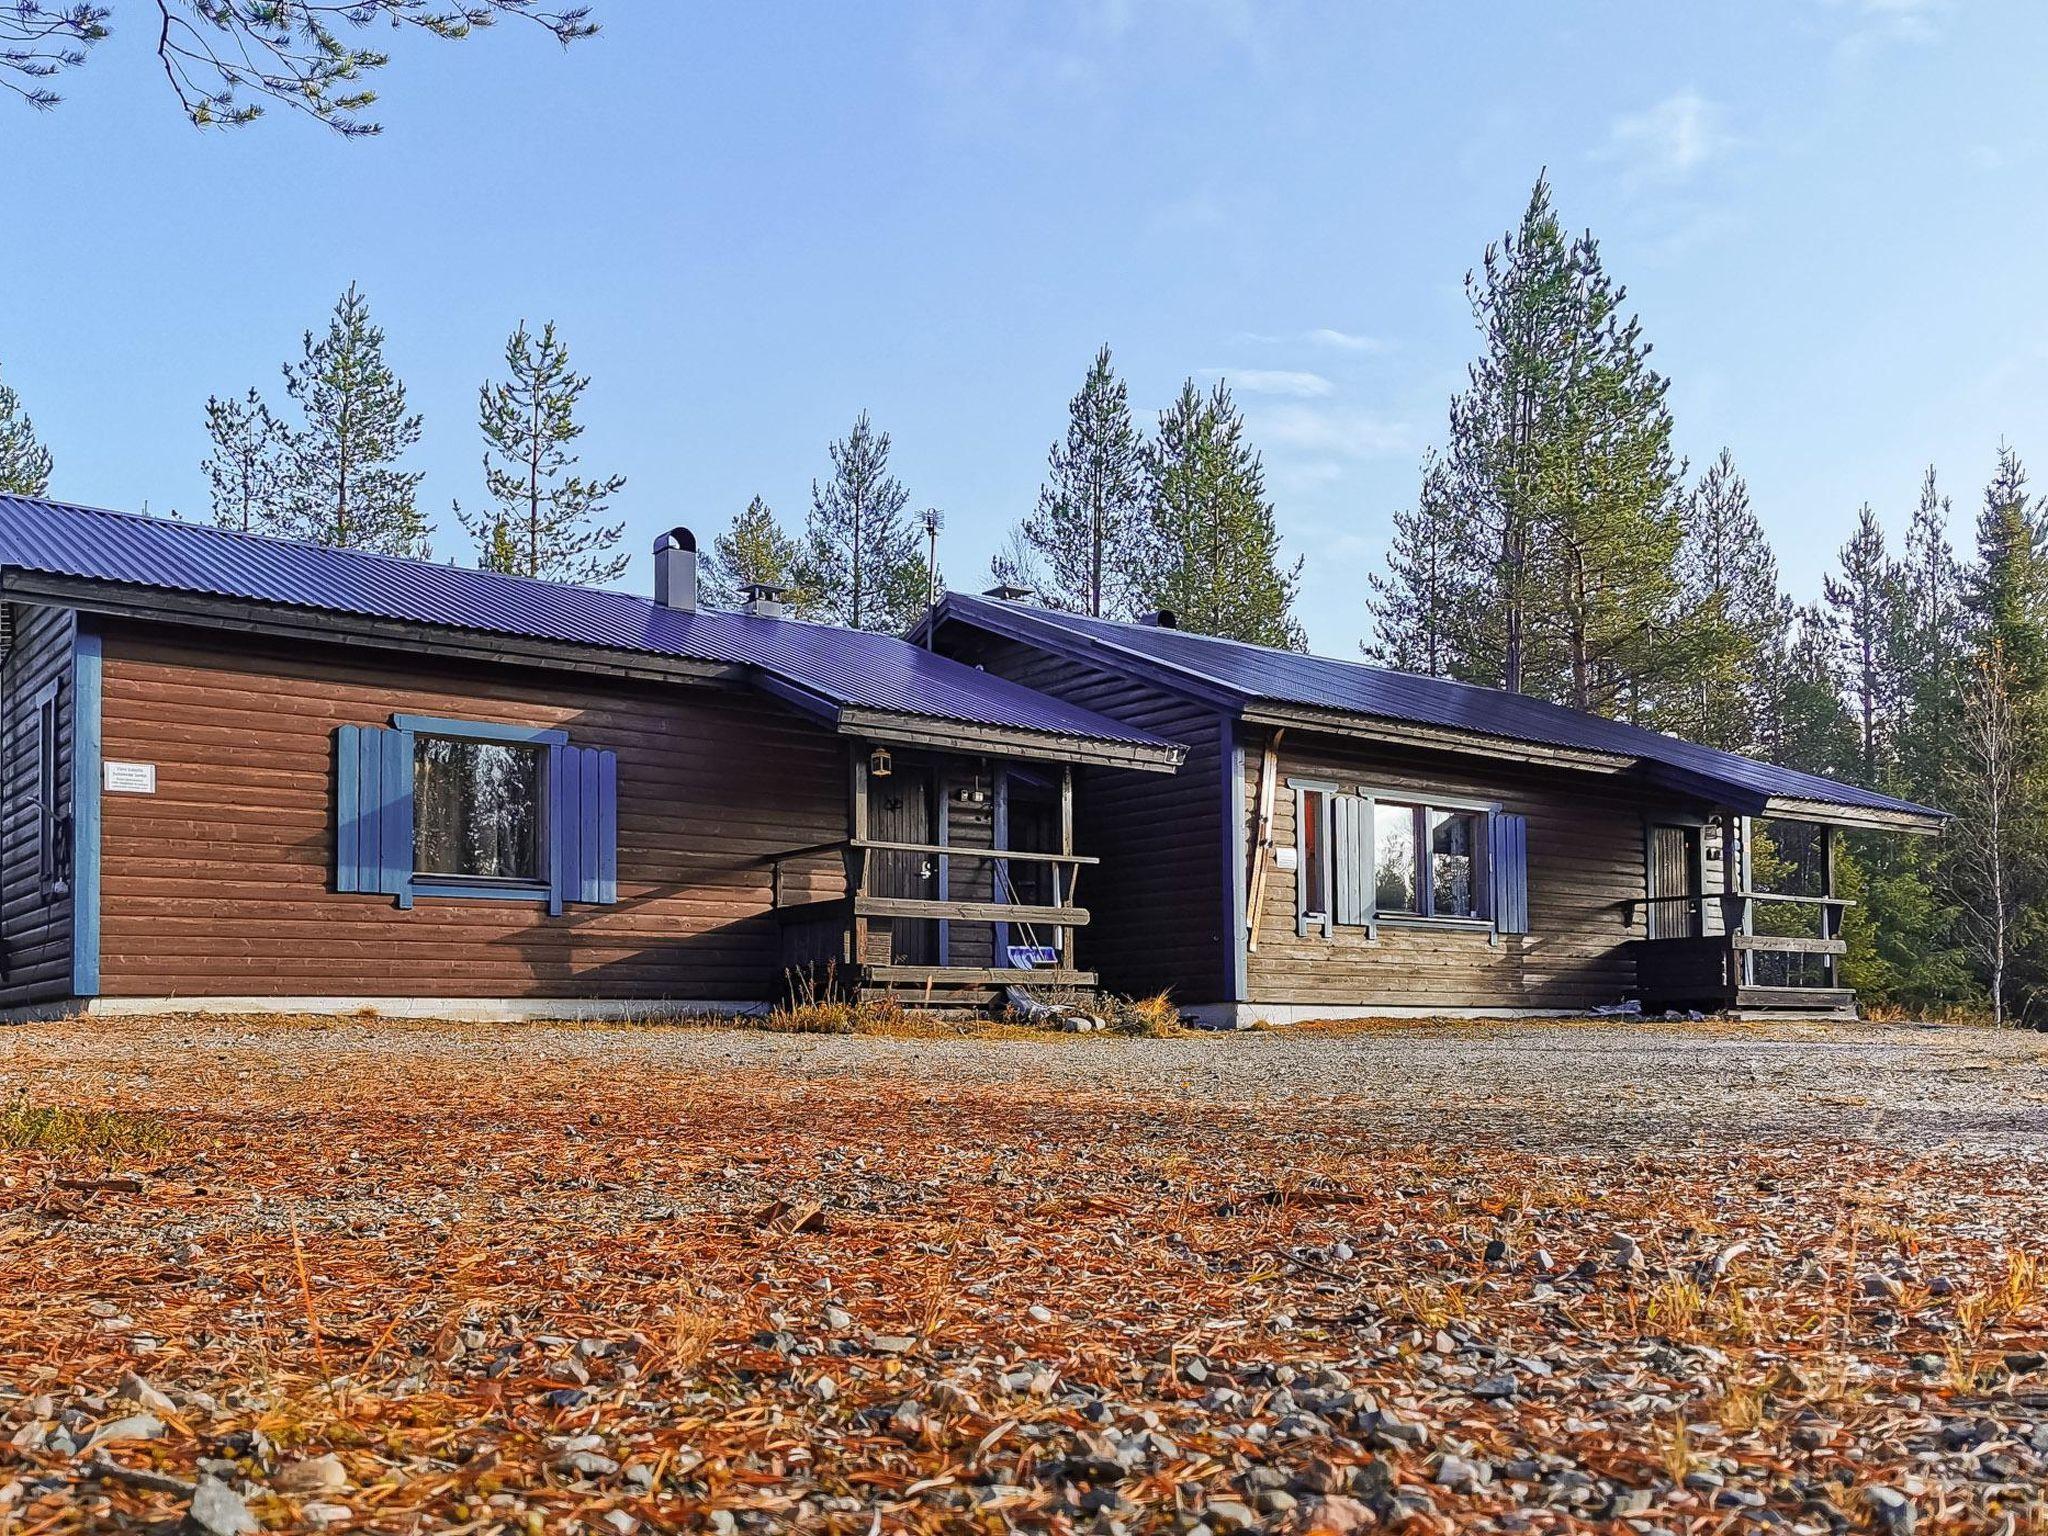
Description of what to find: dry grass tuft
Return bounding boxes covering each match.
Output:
[0,1094,171,1159]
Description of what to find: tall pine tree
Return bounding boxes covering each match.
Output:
[0,361,53,496]
[1430,173,1694,714]
[703,495,810,612]
[278,284,429,557]
[1893,466,1967,803]
[1673,449,1783,752]
[801,412,926,633]
[1016,344,1146,618]
[459,320,626,584]
[1823,503,1903,787]
[201,387,291,534]
[1364,454,1471,675]
[1138,379,1303,649]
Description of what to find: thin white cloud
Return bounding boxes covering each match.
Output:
[1599,89,1733,183]
[1251,404,1416,460]
[1306,328,1389,354]
[1214,368,1335,399]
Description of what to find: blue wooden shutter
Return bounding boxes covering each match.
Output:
[1490,812,1529,934]
[334,724,414,901]
[548,744,619,913]
[1332,794,1376,929]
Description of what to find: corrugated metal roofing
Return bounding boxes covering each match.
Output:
[942,593,1942,820]
[0,496,1174,754]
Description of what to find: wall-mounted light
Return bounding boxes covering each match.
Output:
[869,745,893,779]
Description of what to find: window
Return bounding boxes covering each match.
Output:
[30,684,61,896]
[1374,801,1419,914]
[1299,787,1330,926]
[414,735,544,884]
[335,715,618,912]
[1429,808,1482,918]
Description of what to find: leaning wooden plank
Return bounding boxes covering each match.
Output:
[1245,727,1284,952]
[1731,934,1848,955]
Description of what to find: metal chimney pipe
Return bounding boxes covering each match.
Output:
[653,527,697,612]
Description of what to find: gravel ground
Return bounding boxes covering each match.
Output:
[7,1013,2044,1155]
[4,1015,2047,1535]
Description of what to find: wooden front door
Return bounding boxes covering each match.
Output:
[1647,824,1702,940]
[869,765,937,965]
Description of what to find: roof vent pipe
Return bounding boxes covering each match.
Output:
[1137,609,1178,628]
[741,582,791,619]
[653,527,697,612]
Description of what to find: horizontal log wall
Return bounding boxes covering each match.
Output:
[1248,730,1677,1012]
[934,629,1228,1004]
[0,604,76,1008]
[95,623,844,1002]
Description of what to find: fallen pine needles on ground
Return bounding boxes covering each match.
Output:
[0,1017,2044,1534]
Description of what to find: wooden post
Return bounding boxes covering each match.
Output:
[1244,729,1284,951]
[992,765,1011,965]
[1057,764,1074,973]
[1820,823,1838,991]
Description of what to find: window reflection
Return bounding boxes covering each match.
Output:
[1430,809,1481,917]
[1374,801,1419,913]
[414,737,543,882]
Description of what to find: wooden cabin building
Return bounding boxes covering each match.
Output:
[918,593,1946,1025]
[0,498,1180,1019]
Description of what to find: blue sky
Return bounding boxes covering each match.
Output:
[7,0,2046,653]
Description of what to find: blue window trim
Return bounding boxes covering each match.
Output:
[392,713,558,907]
[392,713,568,746]
[71,630,102,997]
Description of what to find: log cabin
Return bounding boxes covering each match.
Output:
[0,497,1184,1019]
[917,592,1947,1025]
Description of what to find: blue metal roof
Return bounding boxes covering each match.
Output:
[0,496,1177,757]
[938,592,1943,822]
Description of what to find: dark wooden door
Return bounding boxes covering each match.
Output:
[1647,825,1702,940]
[869,766,936,965]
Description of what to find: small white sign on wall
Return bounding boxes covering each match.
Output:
[103,761,157,795]
[1273,846,1299,871]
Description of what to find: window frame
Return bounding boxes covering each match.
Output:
[29,679,63,898]
[392,714,567,904]
[1293,780,1503,940]
[1289,778,1338,938]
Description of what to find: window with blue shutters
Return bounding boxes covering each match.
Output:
[1299,787,1530,940]
[334,715,618,913]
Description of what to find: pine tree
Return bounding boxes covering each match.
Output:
[1016,344,1146,618]
[800,412,926,633]
[1538,232,1691,717]
[456,321,625,584]
[1138,379,1304,649]
[200,387,291,534]
[1761,603,1860,779]
[1673,449,1783,751]
[1430,173,1694,714]
[1823,503,1903,786]
[277,284,429,557]
[1893,466,1967,803]
[0,362,53,496]
[1439,174,1580,694]
[1965,444,2048,694]
[703,496,811,612]
[1364,454,1472,675]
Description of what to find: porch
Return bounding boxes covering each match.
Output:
[1633,815,1855,1019]
[767,743,1097,1007]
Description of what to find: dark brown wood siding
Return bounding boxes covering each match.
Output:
[94,623,845,1002]
[1245,729,1672,1011]
[0,604,77,1008]
[932,629,1229,1004]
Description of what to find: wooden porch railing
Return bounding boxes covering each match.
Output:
[1633,889,1853,1010]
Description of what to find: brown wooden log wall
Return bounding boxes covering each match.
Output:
[0,603,76,1008]
[94,623,845,1001]
[1246,729,1672,1011]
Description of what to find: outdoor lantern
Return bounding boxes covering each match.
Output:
[869,745,893,779]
